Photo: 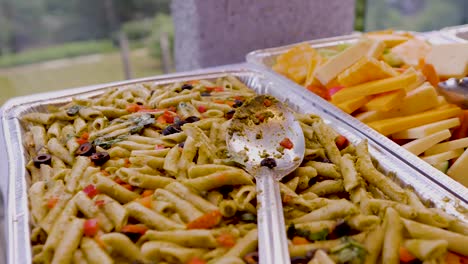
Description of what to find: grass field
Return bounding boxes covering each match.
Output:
[0,48,162,105]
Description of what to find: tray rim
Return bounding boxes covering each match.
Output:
[440,24,468,43]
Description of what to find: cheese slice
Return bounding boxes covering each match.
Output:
[425,43,468,79]
[367,40,385,58]
[424,137,468,155]
[376,82,439,118]
[304,55,322,87]
[401,129,451,156]
[447,148,468,187]
[392,117,460,139]
[368,106,461,136]
[331,73,416,104]
[391,38,432,66]
[337,56,397,87]
[362,89,406,112]
[421,149,464,165]
[337,96,370,114]
[401,67,426,92]
[315,39,374,85]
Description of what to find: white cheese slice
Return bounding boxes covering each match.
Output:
[425,43,468,79]
[447,148,468,187]
[421,149,464,165]
[392,117,460,139]
[402,129,451,156]
[425,137,468,155]
[315,39,374,85]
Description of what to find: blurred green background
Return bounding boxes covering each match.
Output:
[0,0,467,105]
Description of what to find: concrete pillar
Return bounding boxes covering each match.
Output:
[171,0,356,71]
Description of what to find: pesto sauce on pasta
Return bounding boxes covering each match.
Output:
[22,76,468,264]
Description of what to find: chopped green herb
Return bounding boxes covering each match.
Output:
[93,135,128,149]
[330,237,367,264]
[287,224,329,242]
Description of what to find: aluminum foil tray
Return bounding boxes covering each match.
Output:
[246,31,452,68]
[440,24,468,42]
[246,34,468,203]
[1,64,467,264]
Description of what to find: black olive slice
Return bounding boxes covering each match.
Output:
[33,154,52,168]
[181,84,194,90]
[260,158,277,169]
[184,116,200,123]
[233,99,243,108]
[162,124,182,135]
[90,152,110,166]
[291,256,309,264]
[75,142,95,156]
[330,218,351,239]
[225,110,235,120]
[201,91,211,97]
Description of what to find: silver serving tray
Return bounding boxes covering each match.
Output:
[440,24,468,43]
[246,35,468,201]
[1,64,467,264]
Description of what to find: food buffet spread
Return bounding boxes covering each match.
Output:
[1,26,468,264]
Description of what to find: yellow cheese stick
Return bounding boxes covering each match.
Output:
[389,82,439,116]
[421,149,464,165]
[401,129,451,156]
[315,39,374,85]
[363,89,406,112]
[331,73,416,104]
[337,96,370,114]
[392,118,460,140]
[368,106,461,136]
[447,148,468,187]
[425,137,468,156]
[367,40,385,58]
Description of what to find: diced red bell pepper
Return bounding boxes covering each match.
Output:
[187,210,222,229]
[280,138,294,149]
[126,104,141,113]
[335,135,349,150]
[47,197,59,209]
[95,200,105,207]
[328,86,344,97]
[306,85,330,101]
[83,184,99,198]
[83,218,99,237]
[263,99,272,107]
[216,233,236,248]
[121,224,148,235]
[197,105,207,113]
[206,86,224,92]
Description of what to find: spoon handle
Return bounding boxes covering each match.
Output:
[256,168,290,264]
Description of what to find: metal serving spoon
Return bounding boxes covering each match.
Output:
[226,95,305,264]
[437,77,468,109]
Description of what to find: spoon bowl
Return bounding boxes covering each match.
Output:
[227,94,305,264]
